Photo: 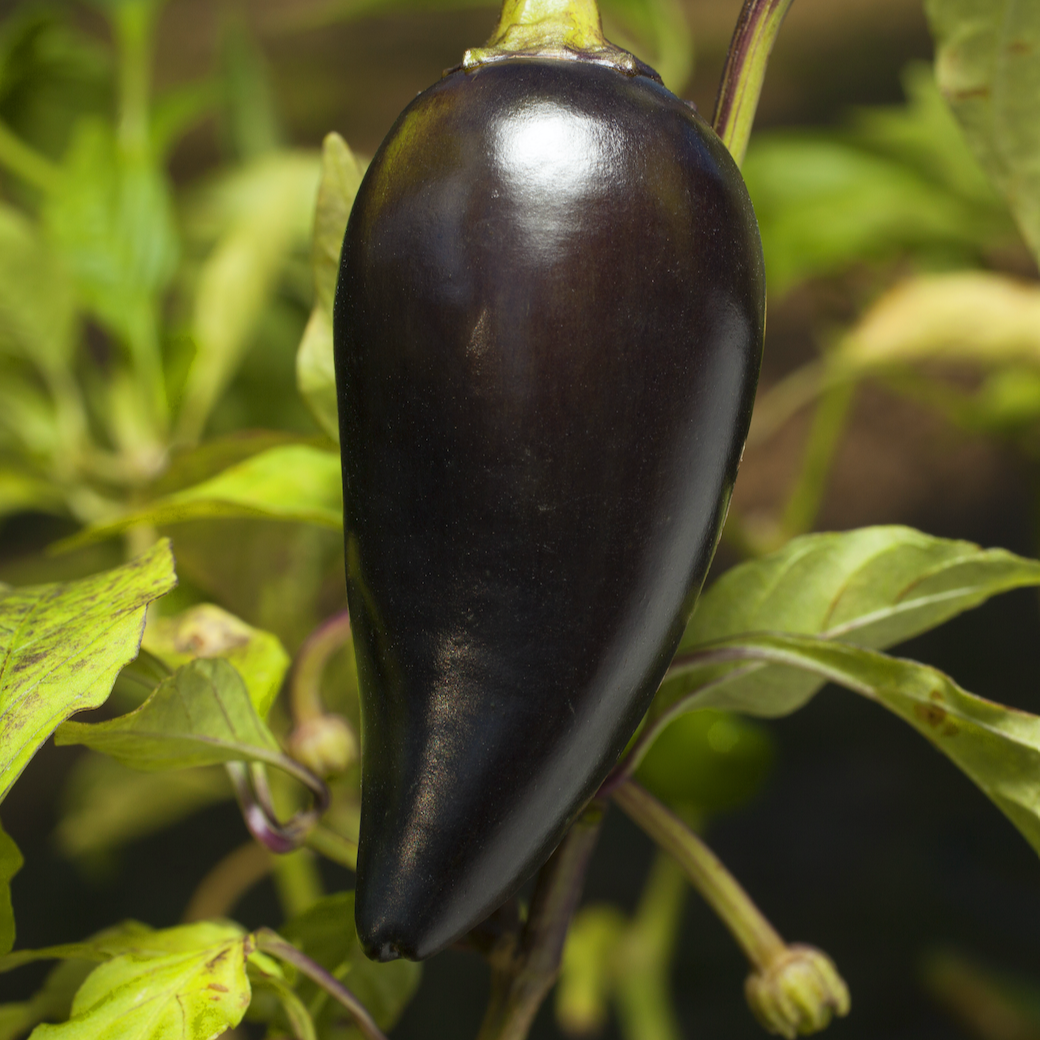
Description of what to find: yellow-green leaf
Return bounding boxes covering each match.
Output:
[143,605,289,719]
[54,658,286,774]
[57,444,343,551]
[838,271,1040,370]
[29,922,251,1040]
[0,540,176,803]
[669,633,1040,861]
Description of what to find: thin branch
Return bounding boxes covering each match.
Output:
[712,0,796,166]
[226,761,330,854]
[291,610,353,725]
[611,780,785,970]
[183,840,271,922]
[254,929,389,1040]
[476,803,605,1040]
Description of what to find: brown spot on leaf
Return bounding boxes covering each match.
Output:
[1008,40,1033,55]
[951,86,991,100]
[207,983,229,992]
[915,703,948,728]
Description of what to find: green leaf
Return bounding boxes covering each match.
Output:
[0,960,96,1040]
[0,822,22,957]
[149,431,311,498]
[650,526,1040,729]
[297,132,363,442]
[743,63,1015,295]
[0,540,176,803]
[296,306,338,443]
[177,152,321,443]
[42,116,178,364]
[54,658,288,774]
[54,755,229,863]
[166,519,344,654]
[0,203,76,373]
[218,16,283,162]
[143,605,289,719]
[926,0,1040,263]
[29,922,251,1040]
[281,892,421,1034]
[669,633,1040,861]
[311,133,362,317]
[0,922,159,974]
[56,444,343,550]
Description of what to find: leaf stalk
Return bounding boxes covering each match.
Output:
[713,0,796,166]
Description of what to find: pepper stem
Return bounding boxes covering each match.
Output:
[713,0,795,166]
[463,0,642,74]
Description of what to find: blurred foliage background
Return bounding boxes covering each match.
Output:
[0,0,1039,1038]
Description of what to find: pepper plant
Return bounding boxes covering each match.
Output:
[0,0,1039,1039]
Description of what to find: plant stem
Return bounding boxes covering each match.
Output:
[114,1,157,160]
[781,379,856,537]
[611,781,785,971]
[476,803,605,1040]
[713,0,796,166]
[291,611,353,725]
[255,929,389,1040]
[183,840,272,922]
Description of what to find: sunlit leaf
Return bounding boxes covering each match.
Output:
[55,658,287,774]
[666,632,1040,861]
[296,307,338,442]
[0,823,22,957]
[57,444,343,551]
[144,605,289,719]
[28,922,251,1040]
[0,922,155,975]
[0,540,176,803]
[645,527,1040,732]
[280,892,421,1034]
[54,755,229,862]
[838,270,1040,369]
[149,431,309,498]
[926,0,1040,263]
[297,132,363,442]
[177,152,321,443]
[311,133,362,317]
[0,960,96,1040]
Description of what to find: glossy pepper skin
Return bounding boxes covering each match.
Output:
[334,56,764,962]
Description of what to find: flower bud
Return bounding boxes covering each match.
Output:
[745,945,850,1038]
[288,714,358,778]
